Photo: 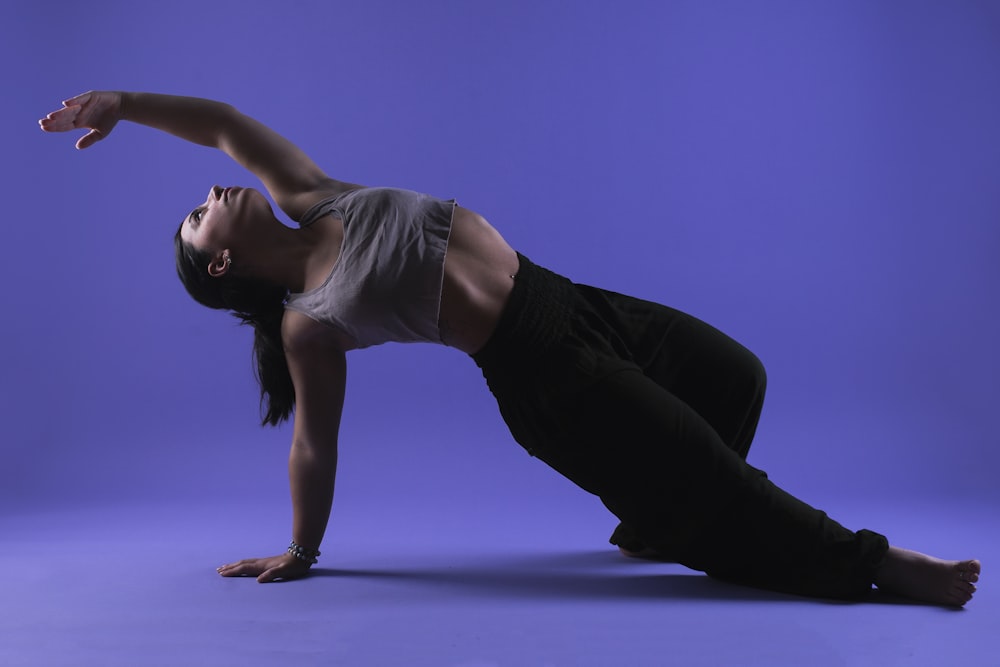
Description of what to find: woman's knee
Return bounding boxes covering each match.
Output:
[742,349,767,402]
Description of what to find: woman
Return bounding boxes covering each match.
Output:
[40,91,980,606]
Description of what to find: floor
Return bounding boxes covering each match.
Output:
[1,493,996,667]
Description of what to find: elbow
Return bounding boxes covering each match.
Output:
[212,102,247,148]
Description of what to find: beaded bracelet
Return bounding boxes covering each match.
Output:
[287,540,321,564]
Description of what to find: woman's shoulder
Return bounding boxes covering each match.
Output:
[281,308,357,355]
[281,310,349,413]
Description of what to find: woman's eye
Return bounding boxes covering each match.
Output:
[194,209,203,222]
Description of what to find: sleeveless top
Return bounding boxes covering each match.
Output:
[284,187,455,349]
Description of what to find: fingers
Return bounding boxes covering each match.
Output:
[217,559,262,578]
[39,91,91,132]
[38,105,81,133]
[217,555,311,583]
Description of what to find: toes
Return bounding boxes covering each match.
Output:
[956,561,980,584]
[947,587,972,607]
[950,580,976,604]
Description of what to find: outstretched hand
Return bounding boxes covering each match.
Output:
[217,552,313,583]
[38,91,123,149]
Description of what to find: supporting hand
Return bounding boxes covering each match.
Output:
[38,91,123,149]
[217,552,313,583]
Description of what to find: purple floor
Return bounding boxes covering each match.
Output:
[3,491,995,666]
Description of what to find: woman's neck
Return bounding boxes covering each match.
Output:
[238,220,336,293]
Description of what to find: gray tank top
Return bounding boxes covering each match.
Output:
[284,187,454,348]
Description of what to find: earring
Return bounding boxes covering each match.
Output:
[223,252,232,268]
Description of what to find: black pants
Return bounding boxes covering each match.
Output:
[472,253,888,600]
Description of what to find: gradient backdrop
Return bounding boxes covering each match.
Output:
[2,1,999,664]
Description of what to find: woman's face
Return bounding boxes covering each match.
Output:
[179,185,272,253]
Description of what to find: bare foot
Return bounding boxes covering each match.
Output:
[874,546,980,607]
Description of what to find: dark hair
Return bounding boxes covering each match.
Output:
[174,226,294,426]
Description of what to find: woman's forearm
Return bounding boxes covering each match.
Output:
[288,439,338,551]
[120,92,236,148]
[42,90,335,209]
[120,91,334,207]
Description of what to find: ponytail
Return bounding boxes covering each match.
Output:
[174,227,295,426]
[242,302,295,426]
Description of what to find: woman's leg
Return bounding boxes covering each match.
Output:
[539,364,889,599]
[575,286,767,554]
[475,256,978,604]
[575,285,766,459]
[536,362,978,604]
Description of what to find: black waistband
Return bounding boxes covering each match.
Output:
[471,253,576,371]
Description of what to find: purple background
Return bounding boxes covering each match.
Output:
[3,1,999,665]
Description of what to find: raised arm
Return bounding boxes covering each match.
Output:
[39,91,360,220]
[217,311,347,582]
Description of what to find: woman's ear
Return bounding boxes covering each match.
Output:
[207,250,232,278]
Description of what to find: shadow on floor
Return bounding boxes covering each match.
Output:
[263,549,958,609]
[284,549,828,604]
